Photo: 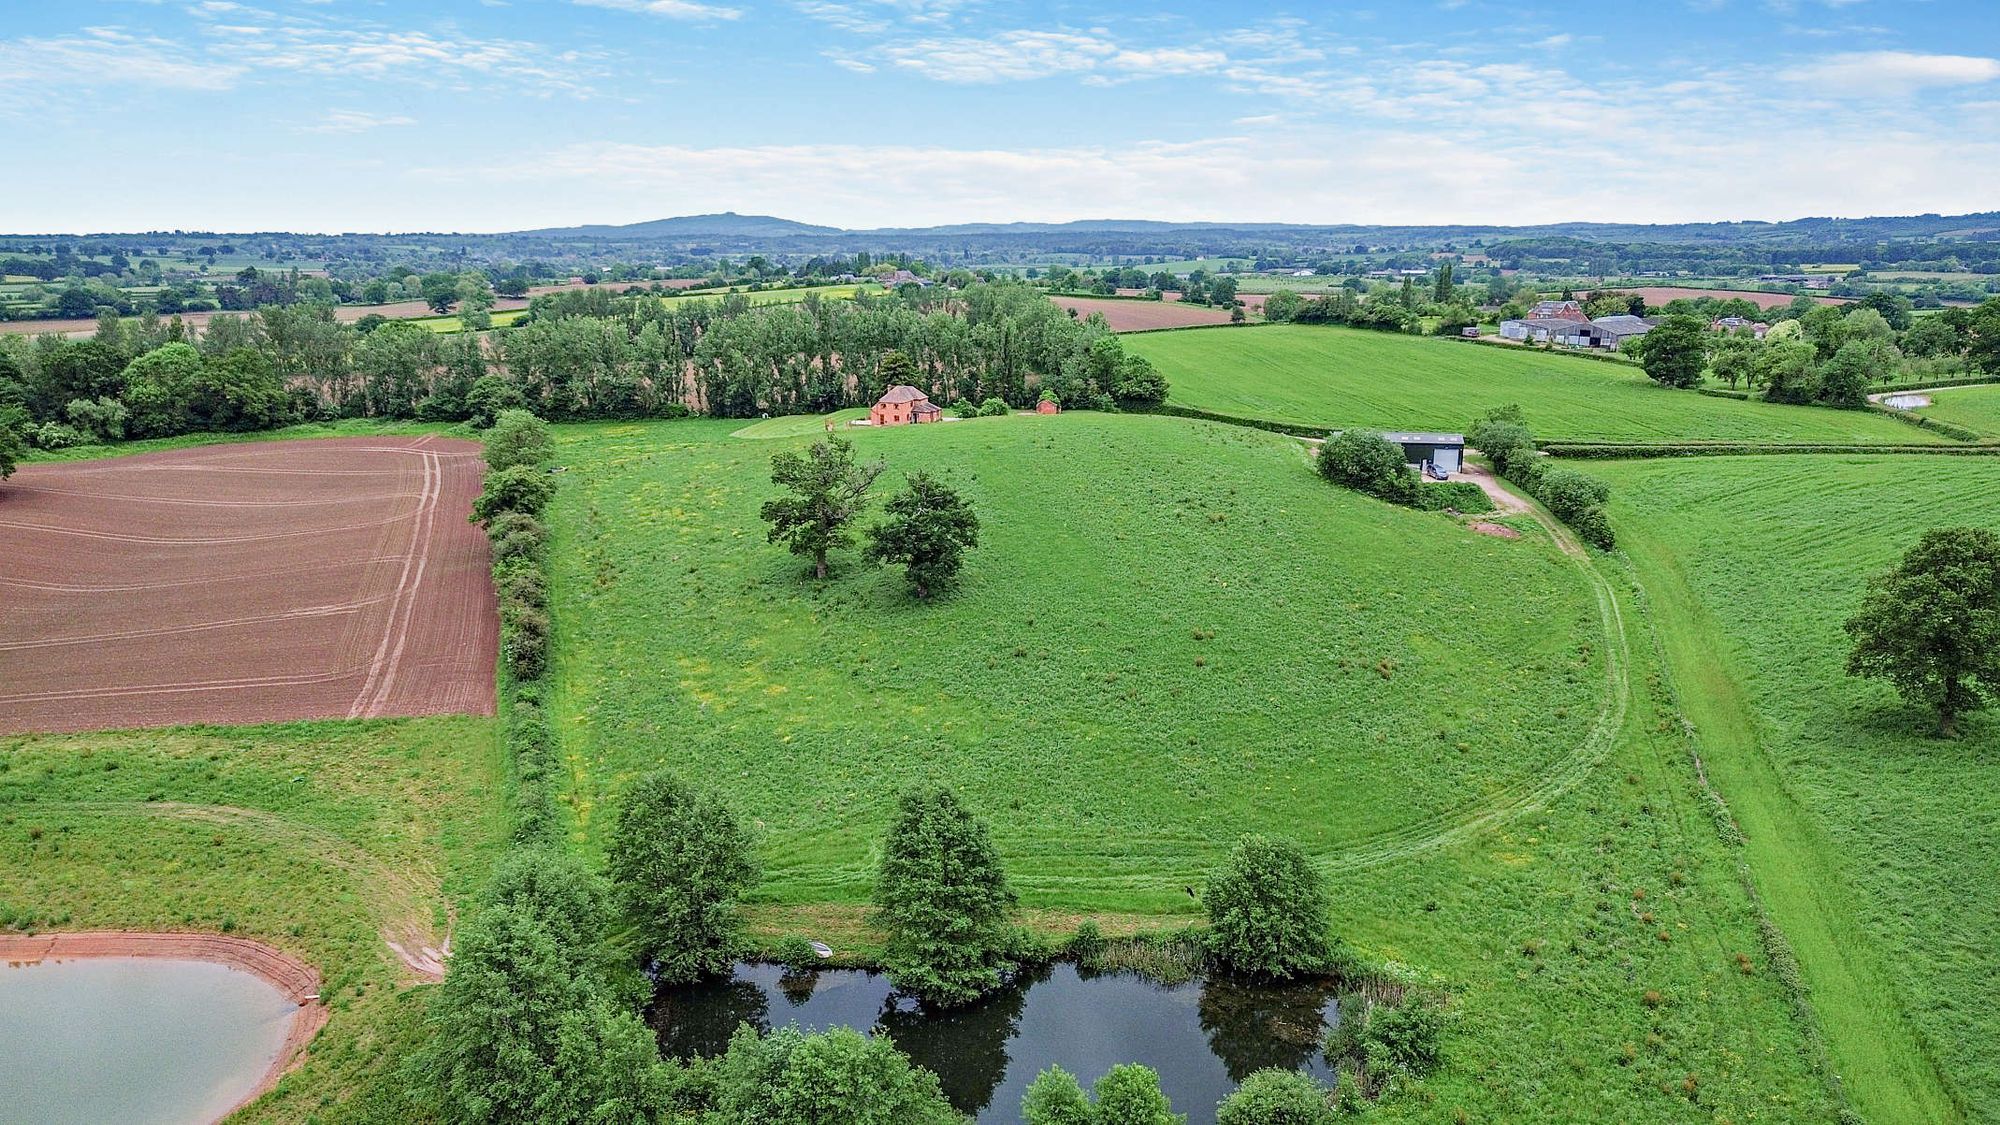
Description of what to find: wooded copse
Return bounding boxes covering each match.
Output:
[0,281,1168,450]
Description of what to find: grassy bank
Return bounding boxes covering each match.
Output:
[0,716,507,1122]
[1599,455,2000,1122]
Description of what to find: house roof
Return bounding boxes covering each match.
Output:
[1591,315,1655,332]
[1523,317,1599,330]
[876,384,930,405]
[1381,431,1465,446]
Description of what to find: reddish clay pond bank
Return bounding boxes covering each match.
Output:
[0,436,497,734]
[0,932,327,1123]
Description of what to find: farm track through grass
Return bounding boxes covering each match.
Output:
[1130,325,1946,445]
[1599,455,2000,1123]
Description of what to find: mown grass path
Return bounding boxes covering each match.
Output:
[1616,515,1962,1125]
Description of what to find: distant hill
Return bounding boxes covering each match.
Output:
[520,212,840,239]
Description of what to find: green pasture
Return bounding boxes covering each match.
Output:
[542,411,1834,1121]
[1601,455,2000,1123]
[413,282,875,333]
[20,418,472,464]
[1130,324,1947,444]
[0,716,507,1123]
[1902,385,2000,438]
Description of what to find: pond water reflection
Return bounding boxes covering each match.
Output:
[652,962,1342,1124]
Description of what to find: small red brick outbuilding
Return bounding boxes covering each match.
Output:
[1035,399,1060,415]
[871,385,942,426]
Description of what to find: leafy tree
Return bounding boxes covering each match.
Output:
[1757,338,1821,404]
[484,408,555,472]
[420,270,463,315]
[1091,1065,1182,1125]
[472,464,557,523]
[0,405,27,480]
[606,770,758,983]
[1204,834,1331,979]
[419,901,670,1125]
[701,1025,960,1125]
[865,472,980,598]
[1966,297,2000,375]
[1216,1069,1337,1125]
[1466,404,1536,480]
[1706,331,1760,390]
[760,437,885,579]
[1638,314,1708,388]
[1112,355,1168,407]
[1819,338,1897,408]
[1316,429,1416,505]
[1845,526,2000,737]
[467,374,528,427]
[1022,1066,1095,1125]
[873,787,1018,1007]
[1432,263,1454,304]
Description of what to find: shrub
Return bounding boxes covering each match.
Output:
[1022,1067,1095,1125]
[496,562,548,610]
[485,408,555,472]
[1204,834,1332,979]
[1216,1069,1337,1125]
[773,935,820,973]
[1533,467,1609,524]
[979,396,1011,417]
[699,1025,960,1125]
[1413,481,1493,513]
[473,464,557,523]
[1112,355,1169,407]
[485,510,548,548]
[1091,1064,1181,1125]
[606,770,758,984]
[1316,430,1417,506]
[1066,920,1108,970]
[504,606,550,680]
[1360,996,1447,1078]
[873,787,1018,1007]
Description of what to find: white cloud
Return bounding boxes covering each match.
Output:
[301,109,418,133]
[0,27,240,90]
[1781,50,2000,92]
[207,24,603,95]
[572,0,742,20]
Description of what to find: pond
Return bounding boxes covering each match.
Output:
[0,956,299,1125]
[651,962,1343,1124]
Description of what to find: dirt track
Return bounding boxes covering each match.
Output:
[0,436,496,734]
[0,930,328,1116]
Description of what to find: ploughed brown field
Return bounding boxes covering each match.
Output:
[1050,295,1235,331]
[0,437,497,735]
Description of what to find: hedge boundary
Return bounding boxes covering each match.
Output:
[1867,405,1986,443]
[1542,440,2000,459]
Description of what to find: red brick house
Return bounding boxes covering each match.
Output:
[871,385,942,426]
[1035,399,1060,415]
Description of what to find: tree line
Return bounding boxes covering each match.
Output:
[0,281,1169,453]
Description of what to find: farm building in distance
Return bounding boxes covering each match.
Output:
[1528,299,1588,321]
[1713,316,1771,339]
[870,385,942,425]
[1500,314,1653,350]
[1382,431,1464,475]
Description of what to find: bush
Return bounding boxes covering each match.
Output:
[698,1025,960,1125]
[1316,430,1417,506]
[1413,481,1493,513]
[873,787,1018,1007]
[496,561,548,610]
[773,935,820,973]
[979,397,1011,417]
[1112,355,1169,407]
[1090,1064,1181,1125]
[606,770,758,984]
[1216,1069,1337,1125]
[1204,834,1332,979]
[485,408,555,472]
[1066,920,1108,970]
[493,528,546,566]
[504,606,550,681]
[1534,466,1615,549]
[473,464,557,523]
[1360,996,1446,1078]
[1022,1066,1095,1125]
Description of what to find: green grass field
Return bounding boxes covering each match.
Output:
[1599,455,2000,1122]
[1904,384,2000,439]
[542,412,1837,1121]
[20,418,472,464]
[413,282,876,333]
[1130,325,1946,445]
[0,716,506,1123]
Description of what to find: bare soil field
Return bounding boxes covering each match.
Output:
[1584,286,1849,310]
[1112,287,1270,312]
[1051,295,1235,331]
[0,436,496,734]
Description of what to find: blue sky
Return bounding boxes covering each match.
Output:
[6,0,1998,232]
